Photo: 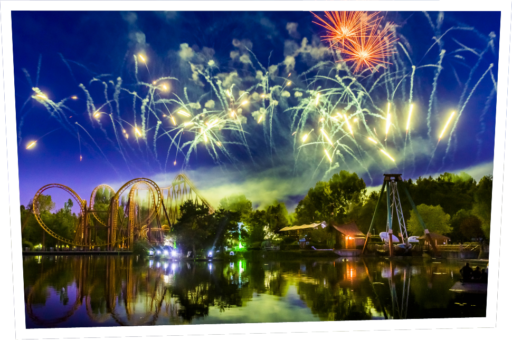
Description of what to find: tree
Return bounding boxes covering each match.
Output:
[472,175,492,239]
[219,195,252,220]
[295,170,366,225]
[245,210,267,244]
[172,201,214,257]
[407,204,451,236]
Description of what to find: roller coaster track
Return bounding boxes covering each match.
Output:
[32,174,213,248]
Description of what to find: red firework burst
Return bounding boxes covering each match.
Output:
[312,11,398,72]
[339,16,398,72]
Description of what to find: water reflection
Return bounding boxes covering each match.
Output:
[23,256,487,328]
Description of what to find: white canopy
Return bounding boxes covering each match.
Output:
[379,231,400,243]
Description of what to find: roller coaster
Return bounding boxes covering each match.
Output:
[32,174,214,250]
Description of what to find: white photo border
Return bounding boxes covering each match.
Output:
[0,1,510,339]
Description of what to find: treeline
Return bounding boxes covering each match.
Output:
[20,170,492,251]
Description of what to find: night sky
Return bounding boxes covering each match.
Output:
[12,11,500,213]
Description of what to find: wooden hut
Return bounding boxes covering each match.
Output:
[332,222,366,249]
[418,232,451,246]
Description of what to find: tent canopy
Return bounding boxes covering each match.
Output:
[279,222,325,232]
[332,222,365,237]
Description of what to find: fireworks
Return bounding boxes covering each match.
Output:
[177,110,190,117]
[406,104,414,132]
[134,127,142,137]
[439,111,456,141]
[312,11,371,47]
[324,149,333,163]
[385,102,391,136]
[380,149,395,162]
[343,114,353,135]
[26,141,36,149]
[320,128,334,146]
[368,137,378,144]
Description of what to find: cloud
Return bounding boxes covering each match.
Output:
[205,100,215,109]
[286,22,300,39]
[178,43,195,61]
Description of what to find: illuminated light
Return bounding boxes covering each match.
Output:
[71,96,77,100]
[315,93,320,106]
[292,131,297,136]
[353,118,358,123]
[230,110,236,118]
[183,122,193,127]
[241,100,248,106]
[171,116,177,126]
[320,128,334,146]
[258,115,264,123]
[139,54,146,62]
[26,141,36,149]
[324,149,333,162]
[288,73,291,77]
[343,114,353,135]
[439,111,456,141]
[94,112,101,118]
[260,94,266,98]
[125,134,129,139]
[380,149,395,162]
[174,161,176,166]
[80,155,82,161]
[287,81,291,86]
[152,81,156,85]
[320,117,324,122]
[331,116,339,121]
[134,127,142,137]
[163,114,167,117]
[122,129,126,133]
[161,84,168,91]
[406,104,414,131]
[368,137,378,144]
[302,134,309,142]
[216,141,222,146]
[226,90,231,97]
[385,102,391,136]
[177,110,191,117]
[210,119,219,127]
[36,93,47,99]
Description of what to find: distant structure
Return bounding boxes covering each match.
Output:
[32,174,213,250]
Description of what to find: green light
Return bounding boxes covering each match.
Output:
[239,242,243,249]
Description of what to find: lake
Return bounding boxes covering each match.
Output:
[23,255,487,328]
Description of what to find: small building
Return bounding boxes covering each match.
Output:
[332,222,366,249]
[418,232,451,246]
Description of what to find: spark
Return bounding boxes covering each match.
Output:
[26,141,36,149]
[315,93,320,106]
[385,102,391,136]
[177,110,191,117]
[71,96,77,100]
[302,134,309,142]
[80,155,82,161]
[241,100,248,106]
[171,116,177,126]
[320,117,324,122]
[139,54,146,63]
[380,149,395,162]
[231,110,236,117]
[368,137,378,144]
[320,128,334,146]
[439,111,456,141]
[152,81,157,85]
[173,161,176,166]
[324,149,333,162]
[292,131,297,136]
[226,90,231,97]
[353,118,358,123]
[260,94,266,98]
[134,127,142,137]
[343,114,353,135]
[406,104,414,131]
[183,122,193,127]
[36,93,47,99]
[258,115,264,123]
[216,141,222,146]
[94,112,101,118]
[337,15,398,72]
[312,11,374,47]
[122,129,126,133]
[287,81,292,86]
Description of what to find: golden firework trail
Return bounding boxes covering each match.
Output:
[315,93,320,106]
[134,127,142,137]
[139,54,146,63]
[320,128,334,146]
[258,115,264,123]
[26,141,36,149]
[324,149,333,162]
[177,110,190,117]
[385,102,391,136]
[406,104,414,132]
[439,111,456,141]
[171,116,177,126]
[343,113,353,135]
[380,149,395,162]
[368,137,378,144]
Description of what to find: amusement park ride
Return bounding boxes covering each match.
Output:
[32,174,214,250]
[362,174,438,257]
